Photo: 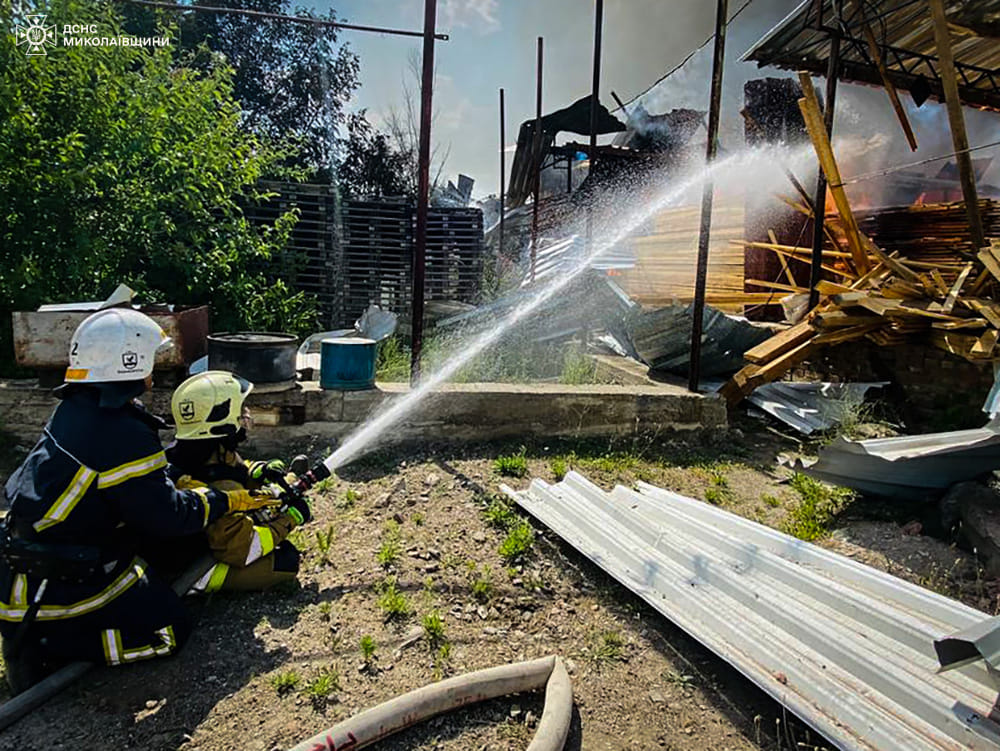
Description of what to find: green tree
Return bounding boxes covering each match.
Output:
[0,0,316,371]
[124,0,360,177]
[336,111,410,199]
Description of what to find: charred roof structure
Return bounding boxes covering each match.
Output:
[742,0,1000,111]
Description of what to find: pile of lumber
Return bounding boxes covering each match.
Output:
[858,201,1000,263]
[720,230,1000,407]
[721,73,1000,407]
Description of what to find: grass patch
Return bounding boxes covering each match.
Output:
[782,473,853,542]
[574,450,641,473]
[270,670,300,696]
[303,669,340,709]
[499,521,535,563]
[377,519,403,568]
[315,524,335,564]
[412,511,425,526]
[703,469,734,505]
[360,634,377,666]
[468,564,493,603]
[587,630,626,666]
[762,493,781,508]
[376,576,411,621]
[421,609,447,649]
[559,348,598,385]
[549,457,568,481]
[376,335,410,382]
[493,447,528,478]
[337,488,360,510]
[483,498,518,530]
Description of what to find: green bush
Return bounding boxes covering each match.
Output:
[0,0,315,373]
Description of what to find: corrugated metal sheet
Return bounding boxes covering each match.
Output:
[747,381,888,435]
[797,423,1000,499]
[502,472,1000,751]
[742,0,1000,111]
[626,303,772,377]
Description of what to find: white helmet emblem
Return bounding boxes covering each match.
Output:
[121,351,138,370]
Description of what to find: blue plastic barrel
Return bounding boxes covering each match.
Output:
[320,337,377,390]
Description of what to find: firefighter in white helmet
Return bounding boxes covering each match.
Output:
[165,371,310,593]
[0,309,275,694]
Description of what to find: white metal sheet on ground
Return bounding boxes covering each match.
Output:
[501,472,1000,751]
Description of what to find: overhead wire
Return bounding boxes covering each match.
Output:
[611,0,756,114]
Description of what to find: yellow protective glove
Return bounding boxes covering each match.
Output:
[224,488,281,514]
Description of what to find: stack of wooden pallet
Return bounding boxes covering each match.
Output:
[720,228,1000,407]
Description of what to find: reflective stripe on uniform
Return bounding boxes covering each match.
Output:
[11,575,27,608]
[97,451,167,489]
[244,526,275,566]
[101,625,176,666]
[189,562,230,594]
[33,465,98,532]
[0,557,147,622]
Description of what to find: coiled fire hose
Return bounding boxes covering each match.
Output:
[288,655,573,751]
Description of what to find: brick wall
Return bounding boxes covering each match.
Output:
[791,342,996,430]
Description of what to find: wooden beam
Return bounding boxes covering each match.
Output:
[743,320,815,364]
[928,0,985,252]
[941,261,974,315]
[797,71,870,274]
[768,229,797,286]
[851,0,917,151]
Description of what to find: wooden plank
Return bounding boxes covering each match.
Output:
[814,280,854,296]
[966,299,1000,328]
[812,322,883,345]
[744,279,807,294]
[941,262,974,314]
[931,318,989,331]
[768,229,797,287]
[929,0,985,250]
[977,248,1000,284]
[851,0,918,151]
[813,310,879,329]
[797,72,869,274]
[973,329,1000,357]
[930,269,950,297]
[743,320,815,364]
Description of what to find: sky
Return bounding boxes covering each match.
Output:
[318,0,1000,198]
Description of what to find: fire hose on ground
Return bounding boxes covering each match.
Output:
[288,655,573,751]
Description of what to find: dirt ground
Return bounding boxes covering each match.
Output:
[0,418,993,751]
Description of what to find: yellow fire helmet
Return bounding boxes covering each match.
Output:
[171,370,253,440]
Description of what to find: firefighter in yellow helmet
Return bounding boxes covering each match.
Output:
[165,371,310,593]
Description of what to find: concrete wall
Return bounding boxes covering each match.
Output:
[0,379,727,456]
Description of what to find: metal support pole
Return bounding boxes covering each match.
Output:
[688,0,728,393]
[586,0,604,254]
[567,156,573,193]
[808,32,841,309]
[929,0,985,251]
[530,36,543,282]
[589,0,604,167]
[498,87,506,276]
[409,0,436,383]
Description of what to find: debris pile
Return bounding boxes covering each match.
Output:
[723,206,1000,406]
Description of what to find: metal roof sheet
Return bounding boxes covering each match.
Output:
[797,422,1000,498]
[742,0,1000,111]
[502,471,1000,750]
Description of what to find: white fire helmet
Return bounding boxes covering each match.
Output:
[64,308,171,384]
